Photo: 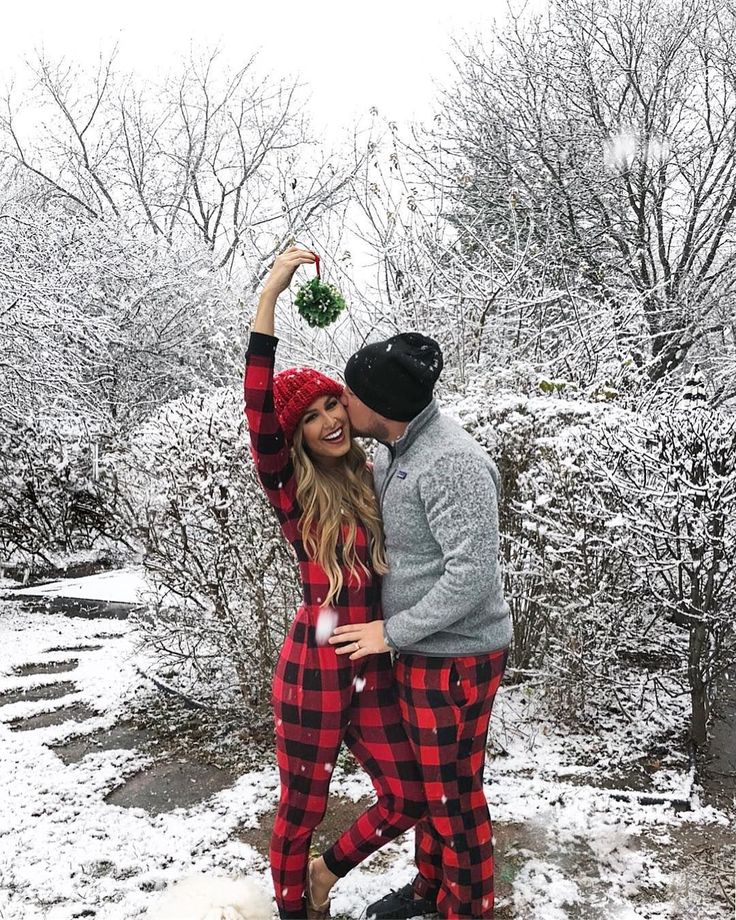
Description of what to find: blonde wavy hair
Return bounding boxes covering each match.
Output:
[292,426,388,607]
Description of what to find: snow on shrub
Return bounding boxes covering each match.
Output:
[450,369,736,745]
[0,416,126,572]
[122,386,300,715]
[592,377,736,746]
[450,377,663,723]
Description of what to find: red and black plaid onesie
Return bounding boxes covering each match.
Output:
[244,332,426,920]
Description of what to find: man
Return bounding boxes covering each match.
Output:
[329,332,512,920]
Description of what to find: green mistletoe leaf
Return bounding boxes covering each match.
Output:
[294,277,347,328]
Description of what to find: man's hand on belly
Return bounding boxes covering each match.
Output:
[329,620,390,659]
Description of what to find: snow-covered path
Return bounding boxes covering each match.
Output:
[0,594,276,919]
[0,573,734,919]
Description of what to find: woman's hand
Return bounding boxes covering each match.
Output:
[329,620,390,660]
[263,247,317,297]
[253,247,317,335]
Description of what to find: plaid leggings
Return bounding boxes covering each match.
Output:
[271,606,426,918]
[395,648,508,920]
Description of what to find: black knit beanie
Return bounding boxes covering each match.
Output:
[344,333,444,421]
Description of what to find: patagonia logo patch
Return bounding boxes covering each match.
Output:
[396,469,408,479]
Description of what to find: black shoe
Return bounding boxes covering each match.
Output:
[366,883,437,919]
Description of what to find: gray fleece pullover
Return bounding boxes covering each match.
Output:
[376,400,512,657]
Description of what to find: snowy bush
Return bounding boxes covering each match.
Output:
[0,417,127,571]
[592,373,736,746]
[122,386,300,716]
[453,366,736,745]
[452,378,644,720]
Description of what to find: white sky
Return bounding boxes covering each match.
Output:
[0,0,506,139]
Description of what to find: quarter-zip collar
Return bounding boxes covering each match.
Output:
[391,399,439,458]
[376,401,440,511]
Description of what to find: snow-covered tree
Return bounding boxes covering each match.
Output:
[416,0,736,393]
[339,121,538,385]
[0,199,243,432]
[1,48,359,282]
[596,367,736,745]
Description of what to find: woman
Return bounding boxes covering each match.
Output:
[244,247,425,920]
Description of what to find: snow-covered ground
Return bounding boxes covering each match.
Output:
[0,571,733,919]
[10,567,152,604]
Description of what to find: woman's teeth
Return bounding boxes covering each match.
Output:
[324,427,344,442]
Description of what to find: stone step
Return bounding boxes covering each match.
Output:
[46,644,104,653]
[52,722,160,765]
[13,659,79,677]
[8,703,99,732]
[0,680,77,706]
[5,595,138,620]
[105,759,235,814]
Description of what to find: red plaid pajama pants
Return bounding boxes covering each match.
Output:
[271,605,426,918]
[395,648,508,920]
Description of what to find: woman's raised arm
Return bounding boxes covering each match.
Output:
[252,247,316,335]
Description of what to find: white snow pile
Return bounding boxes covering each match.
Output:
[11,566,152,605]
[511,860,581,920]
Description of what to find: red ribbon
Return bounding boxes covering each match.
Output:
[312,252,321,280]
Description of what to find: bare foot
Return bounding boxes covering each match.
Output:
[308,855,338,908]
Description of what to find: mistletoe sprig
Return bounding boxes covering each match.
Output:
[294,252,347,328]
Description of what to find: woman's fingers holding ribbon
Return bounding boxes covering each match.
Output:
[329,620,389,659]
[264,247,316,295]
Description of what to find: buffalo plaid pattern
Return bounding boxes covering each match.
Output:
[244,333,426,918]
[272,612,426,916]
[244,332,378,611]
[395,649,508,920]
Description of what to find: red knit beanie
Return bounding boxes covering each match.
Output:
[273,367,344,442]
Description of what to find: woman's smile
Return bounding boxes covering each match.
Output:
[322,425,346,445]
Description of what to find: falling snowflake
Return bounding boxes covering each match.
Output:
[606,514,627,529]
[603,130,637,171]
[315,607,338,645]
